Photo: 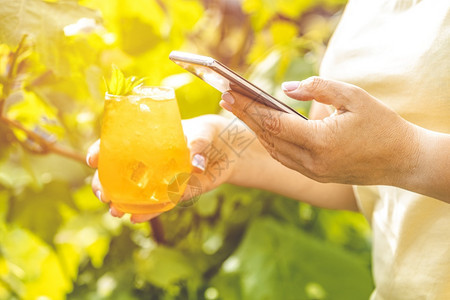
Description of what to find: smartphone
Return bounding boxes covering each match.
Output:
[169,51,307,120]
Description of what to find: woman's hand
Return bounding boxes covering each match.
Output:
[219,76,422,188]
[86,114,241,223]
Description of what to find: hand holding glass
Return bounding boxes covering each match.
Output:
[98,86,191,214]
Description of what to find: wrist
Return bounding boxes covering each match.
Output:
[391,123,450,201]
[212,117,265,185]
[388,120,422,188]
[200,114,247,184]
[225,130,272,186]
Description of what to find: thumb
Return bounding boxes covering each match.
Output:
[282,76,361,111]
[182,118,216,173]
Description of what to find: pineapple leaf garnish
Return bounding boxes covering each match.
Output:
[104,65,145,96]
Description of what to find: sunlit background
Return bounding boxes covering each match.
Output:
[0,0,374,299]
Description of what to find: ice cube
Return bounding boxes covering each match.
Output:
[129,161,150,188]
[134,86,175,100]
[149,190,159,202]
[139,103,151,112]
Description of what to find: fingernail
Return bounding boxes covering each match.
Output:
[282,81,300,92]
[86,153,92,167]
[221,92,235,105]
[95,190,102,202]
[192,154,206,171]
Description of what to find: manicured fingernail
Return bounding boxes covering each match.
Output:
[221,92,235,105]
[86,153,92,167]
[192,154,206,171]
[282,81,300,92]
[95,190,102,202]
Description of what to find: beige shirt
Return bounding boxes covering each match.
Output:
[319,0,450,299]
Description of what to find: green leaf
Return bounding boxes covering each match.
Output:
[105,65,143,96]
[135,246,202,289]
[212,217,373,300]
[174,74,222,118]
[6,90,63,140]
[195,189,219,217]
[6,182,70,245]
[242,0,276,31]
[242,0,314,27]
[72,184,103,211]
[117,16,162,56]
[270,21,299,45]
[0,190,8,222]
[0,149,34,189]
[276,0,314,18]
[0,226,72,299]
[0,0,98,45]
[86,235,110,268]
[316,209,372,255]
[0,0,100,75]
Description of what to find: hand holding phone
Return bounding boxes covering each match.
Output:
[169,51,307,120]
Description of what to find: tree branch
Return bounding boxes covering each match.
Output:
[149,218,166,245]
[0,277,21,299]
[0,116,85,163]
[0,35,85,164]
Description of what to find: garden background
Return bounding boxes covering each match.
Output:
[0,0,374,299]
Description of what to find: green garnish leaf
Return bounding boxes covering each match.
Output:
[104,65,144,96]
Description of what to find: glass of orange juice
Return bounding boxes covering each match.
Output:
[97,86,192,214]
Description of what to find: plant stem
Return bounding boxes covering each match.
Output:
[149,218,166,245]
[0,277,21,299]
[1,34,85,164]
[0,116,85,163]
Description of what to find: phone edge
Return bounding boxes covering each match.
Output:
[169,51,308,120]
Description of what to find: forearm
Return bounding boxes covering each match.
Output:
[399,126,450,202]
[302,101,450,202]
[227,133,357,211]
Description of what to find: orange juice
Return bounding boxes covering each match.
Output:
[98,86,191,214]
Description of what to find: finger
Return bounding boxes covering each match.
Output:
[91,170,109,203]
[220,92,284,136]
[179,173,205,203]
[282,76,364,112]
[191,153,206,173]
[220,92,314,146]
[130,212,161,223]
[86,139,100,168]
[222,95,329,181]
[109,203,125,218]
[183,133,206,173]
[256,135,316,179]
[182,119,218,173]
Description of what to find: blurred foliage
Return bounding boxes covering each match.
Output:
[0,0,373,299]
